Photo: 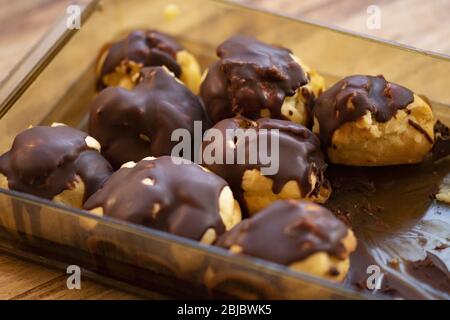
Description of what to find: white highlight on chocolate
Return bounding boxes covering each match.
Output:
[142,177,155,186]
[171,121,280,175]
[51,122,67,127]
[139,133,151,143]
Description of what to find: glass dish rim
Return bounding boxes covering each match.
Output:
[0,187,376,299]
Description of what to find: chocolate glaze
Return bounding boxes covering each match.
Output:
[200,36,308,124]
[313,75,415,147]
[201,117,328,213]
[84,156,228,241]
[432,120,450,161]
[216,200,349,265]
[0,126,112,202]
[200,61,233,123]
[89,67,209,169]
[98,30,183,89]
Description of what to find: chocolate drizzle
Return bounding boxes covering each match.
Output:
[200,36,308,124]
[216,200,349,265]
[313,75,415,147]
[98,30,183,89]
[89,67,209,169]
[201,117,328,211]
[408,119,433,144]
[84,156,228,241]
[0,126,112,202]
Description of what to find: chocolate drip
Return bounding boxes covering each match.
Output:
[89,66,209,169]
[84,156,227,241]
[217,200,349,265]
[73,151,114,201]
[408,119,433,144]
[98,30,183,89]
[0,126,112,202]
[313,75,414,147]
[200,36,308,124]
[201,117,328,212]
[200,61,234,123]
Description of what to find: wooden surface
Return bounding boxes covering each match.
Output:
[0,253,138,299]
[234,0,450,55]
[0,0,448,300]
[1,0,449,84]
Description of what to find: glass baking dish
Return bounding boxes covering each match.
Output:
[0,0,449,299]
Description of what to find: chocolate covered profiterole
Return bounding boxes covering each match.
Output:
[97,30,202,93]
[313,75,435,166]
[200,35,325,125]
[84,156,241,244]
[216,200,357,282]
[89,66,209,169]
[201,117,331,215]
[0,123,112,208]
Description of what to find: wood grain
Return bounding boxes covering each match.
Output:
[1,0,449,84]
[0,253,139,299]
[0,0,448,300]
[234,0,450,55]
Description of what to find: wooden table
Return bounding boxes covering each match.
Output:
[0,0,448,300]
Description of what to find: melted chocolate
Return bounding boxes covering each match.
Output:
[84,156,227,241]
[313,75,415,147]
[89,67,209,169]
[0,126,112,202]
[216,200,349,265]
[346,242,450,299]
[432,120,450,161]
[326,160,450,299]
[98,30,183,89]
[200,36,308,124]
[201,117,328,213]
